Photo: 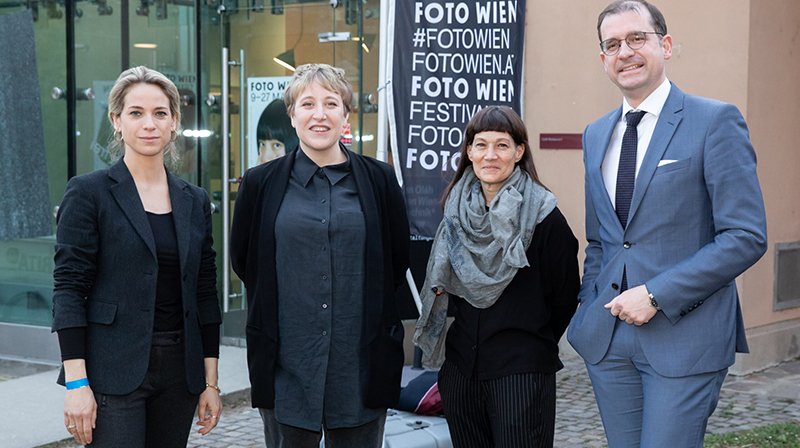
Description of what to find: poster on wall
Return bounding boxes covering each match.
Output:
[388,0,526,238]
[246,76,294,169]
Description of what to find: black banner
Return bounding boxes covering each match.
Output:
[390,0,526,238]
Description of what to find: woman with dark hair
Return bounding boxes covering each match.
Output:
[53,66,222,447]
[415,105,579,447]
[256,98,298,164]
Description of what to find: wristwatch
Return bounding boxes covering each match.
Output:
[648,292,661,311]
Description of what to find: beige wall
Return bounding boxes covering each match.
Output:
[744,0,800,327]
[525,0,800,371]
[524,0,611,252]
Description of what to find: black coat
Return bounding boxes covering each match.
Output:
[52,159,221,395]
[230,145,411,409]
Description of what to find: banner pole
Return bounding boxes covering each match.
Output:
[376,0,389,164]
[381,0,422,314]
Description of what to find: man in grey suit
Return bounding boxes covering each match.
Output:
[567,1,768,446]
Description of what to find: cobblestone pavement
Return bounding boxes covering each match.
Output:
[48,354,800,447]
[552,355,800,447]
[185,354,800,448]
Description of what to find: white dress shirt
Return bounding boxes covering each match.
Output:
[602,78,672,207]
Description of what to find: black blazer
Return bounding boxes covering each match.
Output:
[230,145,411,409]
[52,159,221,395]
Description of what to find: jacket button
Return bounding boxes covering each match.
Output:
[623,242,631,249]
[680,310,686,317]
[611,283,619,290]
[185,311,190,318]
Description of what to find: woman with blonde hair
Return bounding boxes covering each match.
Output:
[53,66,222,447]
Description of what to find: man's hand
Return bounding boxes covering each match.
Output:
[604,285,658,326]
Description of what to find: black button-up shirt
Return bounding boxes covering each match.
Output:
[273,149,381,430]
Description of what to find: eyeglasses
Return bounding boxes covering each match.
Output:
[600,31,663,56]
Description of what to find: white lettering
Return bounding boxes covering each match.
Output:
[421,28,510,50]
[475,1,517,24]
[415,2,470,24]
[404,148,462,171]
[475,78,515,102]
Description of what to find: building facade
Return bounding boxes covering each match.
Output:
[0,0,797,374]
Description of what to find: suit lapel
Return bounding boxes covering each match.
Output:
[108,160,157,260]
[168,172,193,274]
[628,85,685,223]
[590,109,624,231]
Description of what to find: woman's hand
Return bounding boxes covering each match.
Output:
[196,386,222,435]
[64,386,97,445]
[197,357,222,435]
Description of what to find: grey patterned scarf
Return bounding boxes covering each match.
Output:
[413,166,557,368]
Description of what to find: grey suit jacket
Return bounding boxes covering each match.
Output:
[52,159,221,395]
[568,84,767,377]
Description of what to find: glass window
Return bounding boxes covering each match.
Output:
[0,4,66,328]
[199,0,381,339]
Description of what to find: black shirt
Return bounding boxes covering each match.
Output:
[148,212,183,332]
[273,149,381,430]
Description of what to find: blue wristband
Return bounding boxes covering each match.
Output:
[65,377,89,390]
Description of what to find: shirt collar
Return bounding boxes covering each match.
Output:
[293,147,351,187]
[323,150,351,185]
[621,77,671,120]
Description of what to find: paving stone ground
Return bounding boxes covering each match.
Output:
[186,354,800,447]
[46,354,800,447]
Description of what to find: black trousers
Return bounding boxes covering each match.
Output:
[438,360,556,448]
[259,408,386,448]
[88,330,199,448]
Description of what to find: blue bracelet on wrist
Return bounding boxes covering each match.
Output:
[65,377,89,390]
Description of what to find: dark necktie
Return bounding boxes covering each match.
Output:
[616,110,645,291]
[615,110,646,228]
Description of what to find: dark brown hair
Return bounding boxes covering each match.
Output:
[597,0,667,41]
[441,105,545,207]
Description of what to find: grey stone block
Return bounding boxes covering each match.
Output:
[0,10,51,241]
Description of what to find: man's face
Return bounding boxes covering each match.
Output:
[599,7,672,106]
